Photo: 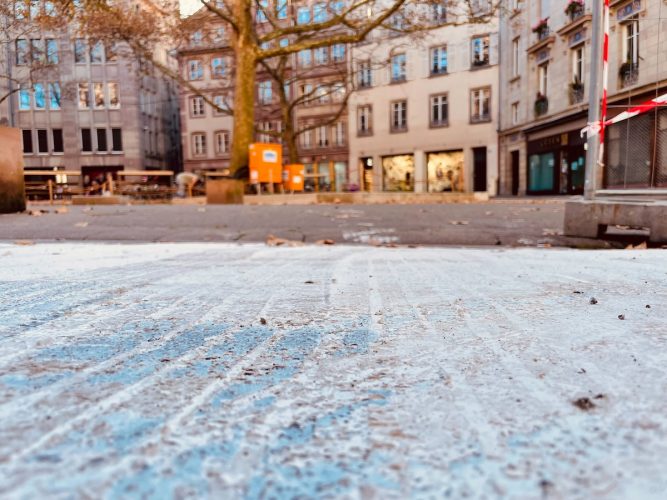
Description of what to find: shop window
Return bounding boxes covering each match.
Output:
[427,151,464,193]
[382,154,414,192]
[528,152,555,192]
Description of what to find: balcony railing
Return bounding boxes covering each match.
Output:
[620,62,639,88]
[569,84,584,104]
[534,95,549,117]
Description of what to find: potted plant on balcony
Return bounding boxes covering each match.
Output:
[569,76,584,103]
[564,0,585,22]
[619,60,634,77]
[534,92,549,116]
[532,18,550,39]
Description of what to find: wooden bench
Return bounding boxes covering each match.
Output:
[114,170,176,200]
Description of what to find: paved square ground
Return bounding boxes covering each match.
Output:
[0,243,666,498]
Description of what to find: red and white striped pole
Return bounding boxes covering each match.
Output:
[598,0,610,165]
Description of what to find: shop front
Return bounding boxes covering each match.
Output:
[526,130,585,195]
[382,154,414,192]
[426,150,464,193]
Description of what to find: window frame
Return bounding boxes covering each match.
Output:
[429,93,449,128]
[390,99,408,132]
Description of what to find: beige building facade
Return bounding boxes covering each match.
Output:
[347,22,500,195]
[498,0,667,196]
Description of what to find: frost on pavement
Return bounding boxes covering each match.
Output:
[0,242,666,498]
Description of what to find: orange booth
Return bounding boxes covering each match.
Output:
[283,164,304,192]
[249,143,282,185]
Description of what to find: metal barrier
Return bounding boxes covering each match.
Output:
[604,107,667,189]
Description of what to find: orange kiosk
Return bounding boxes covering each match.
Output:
[283,164,304,192]
[249,143,282,192]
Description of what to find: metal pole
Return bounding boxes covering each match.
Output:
[584,0,604,200]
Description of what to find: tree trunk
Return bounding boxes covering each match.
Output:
[229,0,256,176]
[281,103,299,164]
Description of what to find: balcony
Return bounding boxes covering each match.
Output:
[534,94,549,117]
[527,23,555,54]
[569,83,585,104]
[619,62,639,88]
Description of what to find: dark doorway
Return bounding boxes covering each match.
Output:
[473,147,487,192]
[511,150,520,195]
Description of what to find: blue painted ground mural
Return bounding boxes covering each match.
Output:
[1,243,667,498]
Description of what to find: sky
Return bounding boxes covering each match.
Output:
[179,0,200,16]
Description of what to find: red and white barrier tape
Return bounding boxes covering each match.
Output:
[599,0,610,163]
[582,91,667,138]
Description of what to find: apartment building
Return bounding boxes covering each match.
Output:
[347,13,500,194]
[179,2,350,191]
[0,4,181,185]
[498,0,667,195]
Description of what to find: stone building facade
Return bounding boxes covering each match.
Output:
[0,7,180,185]
[347,19,500,195]
[498,0,667,196]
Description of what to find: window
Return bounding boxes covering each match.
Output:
[538,63,548,95]
[215,130,230,155]
[105,43,117,62]
[190,96,205,116]
[108,82,120,108]
[22,130,33,153]
[81,128,92,152]
[301,128,312,148]
[90,41,104,63]
[572,46,584,84]
[29,0,39,19]
[96,128,107,152]
[470,87,491,122]
[52,129,63,153]
[430,46,447,75]
[34,83,45,109]
[391,100,407,131]
[191,31,203,46]
[512,38,519,77]
[16,39,28,65]
[19,85,30,110]
[258,81,272,104]
[432,3,446,22]
[213,95,226,115]
[37,129,48,153]
[511,0,521,10]
[299,83,313,104]
[316,125,328,147]
[277,0,288,19]
[111,128,123,151]
[256,0,268,22]
[430,94,448,126]
[94,82,105,109]
[15,1,27,19]
[358,105,372,135]
[314,47,328,65]
[297,49,311,67]
[31,39,44,63]
[391,53,406,82]
[297,6,310,24]
[279,37,289,48]
[74,39,86,63]
[313,3,327,22]
[257,121,272,143]
[511,102,519,125]
[214,27,226,43]
[188,60,203,80]
[211,57,226,78]
[46,39,58,63]
[331,82,345,101]
[314,84,329,104]
[624,18,639,66]
[472,35,490,66]
[332,122,345,146]
[358,60,372,87]
[322,45,341,66]
[192,133,206,156]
